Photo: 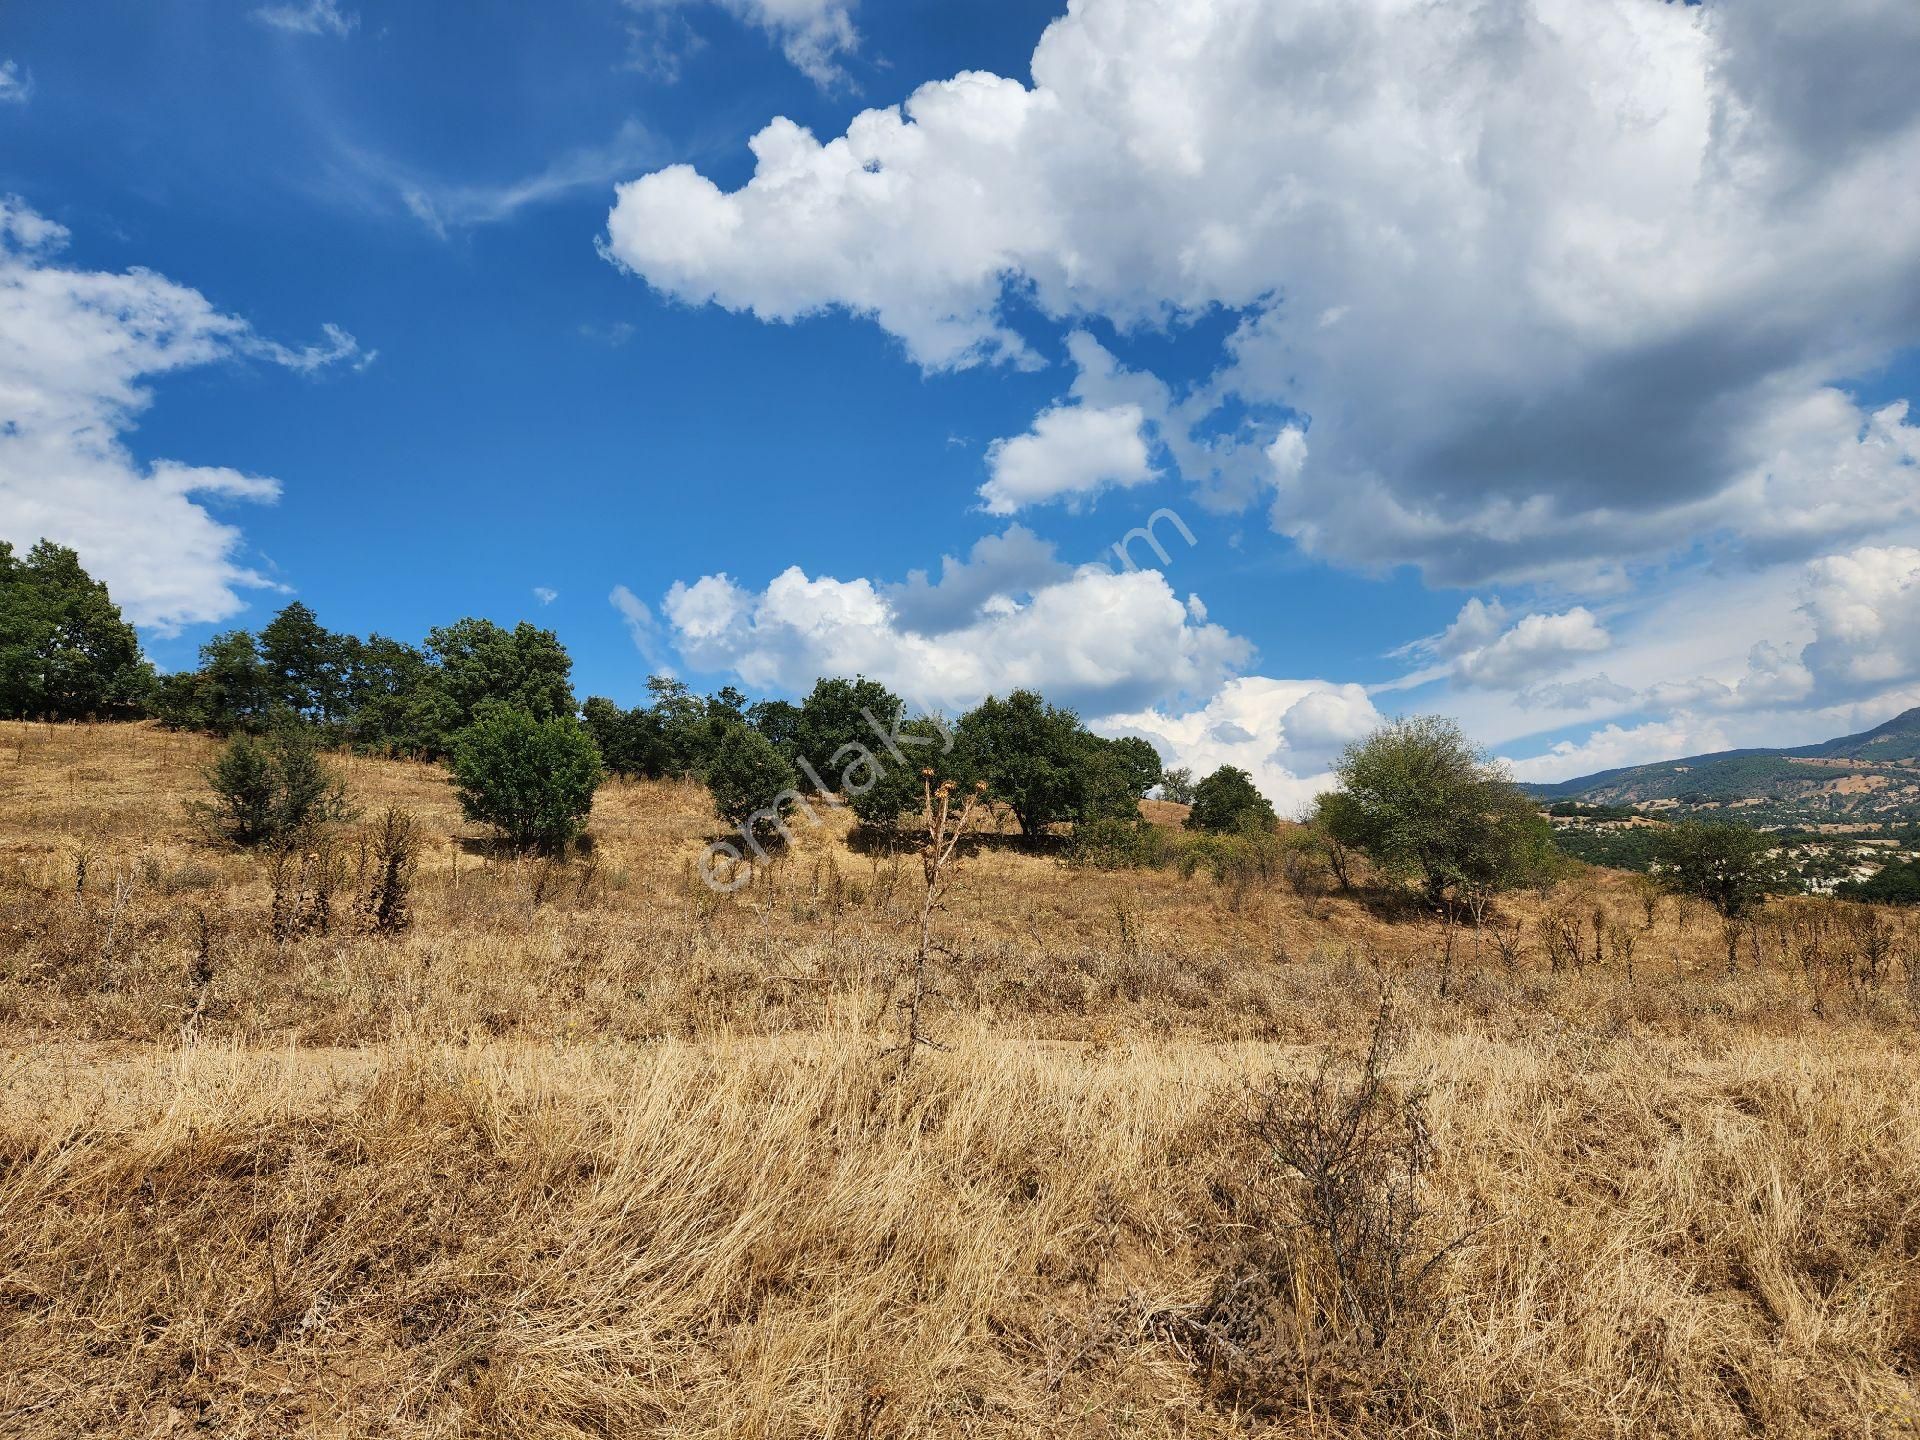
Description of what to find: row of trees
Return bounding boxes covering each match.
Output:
[143,603,1173,837]
[0,545,1180,850]
[3,540,1836,915]
[153,606,578,757]
[599,680,1169,841]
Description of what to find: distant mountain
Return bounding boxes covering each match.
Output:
[1791,706,1920,762]
[1524,706,1920,833]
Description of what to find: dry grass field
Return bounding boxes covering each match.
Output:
[1,721,1917,1437]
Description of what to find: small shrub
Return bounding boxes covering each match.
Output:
[199,730,350,848]
[1191,998,1471,1418]
[450,707,604,853]
[1245,1000,1447,1353]
[1180,819,1284,892]
[1067,816,1173,870]
[706,721,801,844]
[356,806,419,935]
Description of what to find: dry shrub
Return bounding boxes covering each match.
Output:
[355,804,420,936]
[1541,893,1590,973]
[1185,998,1475,1422]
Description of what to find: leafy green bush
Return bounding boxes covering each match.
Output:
[844,716,963,836]
[1186,765,1278,833]
[1179,817,1285,885]
[450,707,604,852]
[200,730,350,847]
[1067,817,1178,870]
[705,721,802,844]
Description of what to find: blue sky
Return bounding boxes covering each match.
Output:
[4,0,1920,808]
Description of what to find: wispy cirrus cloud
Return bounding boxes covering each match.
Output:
[622,0,859,88]
[0,59,31,104]
[253,0,357,39]
[344,119,662,237]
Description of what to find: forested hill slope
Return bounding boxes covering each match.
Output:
[1524,707,1920,832]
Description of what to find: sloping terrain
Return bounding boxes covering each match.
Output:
[1527,707,1920,832]
[0,722,1917,1438]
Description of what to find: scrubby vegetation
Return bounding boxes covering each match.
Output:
[1842,856,1920,905]
[449,705,605,853]
[197,728,350,848]
[1,721,1917,1438]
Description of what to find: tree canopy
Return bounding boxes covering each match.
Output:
[1324,715,1554,904]
[1653,819,1787,919]
[791,675,904,791]
[952,691,1160,837]
[1185,765,1277,833]
[0,540,152,720]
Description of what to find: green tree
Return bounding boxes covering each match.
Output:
[150,669,209,731]
[194,630,275,733]
[582,695,671,777]
[1654,819,1788,919]
[793,676,903,791]
[706,721,803,845]
[1158,766,1196,805]
[845,715,962,835]
[1328,715,1553,906]
[450,707,604,852]
[0,540,152,720]
[414,619,577,754]
[1078,733,1164,823]
[199,728,349,847]
[1307,789,1364,890]
[954,690,1088,837]
[746,698,803,758]
[344,635,435,752]
[259,601,343,723]
[1186,765,1278,833]
[644,675,716,776]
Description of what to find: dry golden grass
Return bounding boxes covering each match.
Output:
[0,721,1917,1437]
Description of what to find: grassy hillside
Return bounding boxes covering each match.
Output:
[1,722,1917,1437]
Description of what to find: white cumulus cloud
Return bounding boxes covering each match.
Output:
[0,197,365,633]
[1099,677,1383,813]
[1451,607,1612,691]
[661,557,1248,716]
[980,402,1155,515]
[1800,545,1920,696]
[603,0,1920,585]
